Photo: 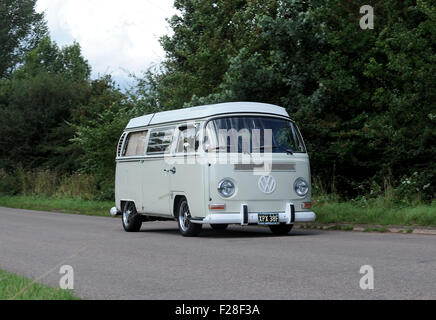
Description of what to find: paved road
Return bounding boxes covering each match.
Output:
[0,207,435,300]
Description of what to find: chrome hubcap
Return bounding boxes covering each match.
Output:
[179,202,191,232]
[123,206,134,226]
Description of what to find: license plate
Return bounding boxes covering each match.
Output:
[258,213,280,225]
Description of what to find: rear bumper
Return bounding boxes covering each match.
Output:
[193,203,316,225]
[110,207,121,217]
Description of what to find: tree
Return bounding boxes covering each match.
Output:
[167,0,435,199]
[0,0,48,78]
[0,39,91,171]
[14,37,91,81]
[157,0,280,108]
[71,76,132,200]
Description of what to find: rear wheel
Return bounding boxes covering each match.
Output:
[177,199,202,237]
[269,224,293,235]
[211,224,229,231]
[122,202,142,232]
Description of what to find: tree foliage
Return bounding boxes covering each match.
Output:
[157,0,280,108]
[0,0,47,78]
[152,0,435,199]
[0,38,92,171]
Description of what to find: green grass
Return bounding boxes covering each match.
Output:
[0,195,113,217]
[314,200,436,227]
[363,227,390,233]
[327,225,355,231]
[0,195,435,228]
[0,269,79,300]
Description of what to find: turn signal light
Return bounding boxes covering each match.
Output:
[302,202,312,210]
[210,204,226,210]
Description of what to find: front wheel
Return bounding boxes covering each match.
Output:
[177,199,202,237]
[122,202,142,232]
[269,224,293,235]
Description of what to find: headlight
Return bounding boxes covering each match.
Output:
[294,178,309,197]
[218,179,236,198]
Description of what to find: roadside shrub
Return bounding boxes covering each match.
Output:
[312,174,434,208]
[0,169,21,195]
[394,172,434,204]
[56,173,96,200]
[0,169,98,200]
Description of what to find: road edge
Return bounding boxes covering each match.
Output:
[298,223,436,235]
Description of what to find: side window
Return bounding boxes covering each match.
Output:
[117,133,127,157]
[123,131,148,157]
[176,124,199,154]
[147,127,175,155]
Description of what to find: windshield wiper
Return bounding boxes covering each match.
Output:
[253,146,294,155]
[207,146,251,155]
[274,145,294,155]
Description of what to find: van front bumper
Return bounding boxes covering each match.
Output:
[193,203,316,226]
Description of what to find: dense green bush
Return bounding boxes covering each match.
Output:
[0,169,21,196]
[72,100,130,201]
[0,37,91,171]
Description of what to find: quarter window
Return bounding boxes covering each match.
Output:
[176,124,200,153]
[123,131,148,157]
[147,127,175,154]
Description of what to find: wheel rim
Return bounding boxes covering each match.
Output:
[123,204,134,226]
[179,202,191,232]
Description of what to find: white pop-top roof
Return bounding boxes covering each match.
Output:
[126,102,290,129]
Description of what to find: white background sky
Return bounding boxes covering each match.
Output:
[36,0,177,88]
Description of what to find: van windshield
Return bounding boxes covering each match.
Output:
[204,116,306,154]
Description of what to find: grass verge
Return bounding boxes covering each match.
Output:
[0,269,79,300]
[314,200,436,227]
[0,195,113,217]
[0,195,435,228]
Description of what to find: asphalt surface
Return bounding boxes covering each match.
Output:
[0,206,435,300]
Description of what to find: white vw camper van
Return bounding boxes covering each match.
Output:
[111,102,316,237]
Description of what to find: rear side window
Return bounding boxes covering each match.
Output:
[147,127,175,155]
[123,131,148,157]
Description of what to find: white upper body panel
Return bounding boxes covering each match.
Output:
[126,102,290,130]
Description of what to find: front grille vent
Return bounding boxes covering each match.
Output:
[234,163,296,172]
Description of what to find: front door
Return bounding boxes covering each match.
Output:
[169,123,206,218]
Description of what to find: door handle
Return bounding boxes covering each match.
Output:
[164,167,177,174]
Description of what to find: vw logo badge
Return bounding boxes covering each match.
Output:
[258,176,277,194]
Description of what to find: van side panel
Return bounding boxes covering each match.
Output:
[116,160,143,212]
[141,158,171,216]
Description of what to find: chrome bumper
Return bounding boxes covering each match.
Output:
[194,203,316,225]
[110,207,121,217]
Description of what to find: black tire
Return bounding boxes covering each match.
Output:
[211,224,229,231]
[122,202,142,232]
[269,224,293,235]
[177,199,202,237]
